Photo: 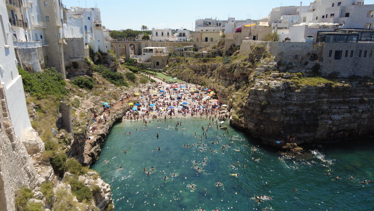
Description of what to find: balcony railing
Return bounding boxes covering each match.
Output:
[9,19,28,28]
[32,21,47,28]
[13,41,42,48]
[6,0,20,8]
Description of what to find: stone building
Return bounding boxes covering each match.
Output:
[192,31,221,50]
[151,54,169,70]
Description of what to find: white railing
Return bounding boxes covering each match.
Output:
[13,41,42,48]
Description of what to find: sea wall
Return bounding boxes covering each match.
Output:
[16,46,45,72]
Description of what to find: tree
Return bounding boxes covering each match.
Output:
[264,32,279,41]
[142,33,150,40]
[141,25,148,31]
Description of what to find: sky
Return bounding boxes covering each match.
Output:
[62,0,374,31]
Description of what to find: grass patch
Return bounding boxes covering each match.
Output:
[65,158,88,175]
[125,72,136,83]
[69,178,93,202]
[71,76,94,89]
[41,182,54,204]
[292,77,336,87]
[19,67,67,99]
[93,65,128,86]
[15,186,34,211]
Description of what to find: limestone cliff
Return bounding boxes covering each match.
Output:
[166,54,374,146]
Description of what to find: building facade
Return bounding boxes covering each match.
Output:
[0,1,31,139]
[195,17,257,34]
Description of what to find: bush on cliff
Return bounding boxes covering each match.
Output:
[65,158,87,175]
[19,67,67,99]
[71,76,94,89]
[15,186,33,210]
[125,72,136,83]
[93,65,128,86]
[51,152,67,177]
[69,178,93,202]
[41,182,54,204]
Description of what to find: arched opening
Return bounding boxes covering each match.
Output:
[156,61,160,66]
[129,44,136,58]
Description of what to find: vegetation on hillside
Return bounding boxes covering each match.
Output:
[93,65,128,86]
[110,29,151,39]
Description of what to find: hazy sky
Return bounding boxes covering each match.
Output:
[62,0,374,31]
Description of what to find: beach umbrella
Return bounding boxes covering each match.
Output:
[153,91,157,93]
[174,88,178,90]
[171,95,175,97]
[129,103,134,105]
[210,99,218,102]
[150,104,154,107]
[169,106,174,109]
[134,93,140,96]
[160,90,165,92]
[103,102,109,105]
[135,103,141,106]
[132,107,137,110]
[180,86,184,88]
[182,102,188,105]
[207,89,212,92]
[148,84,152,86]
[178,106,183,109]
[106,105,110,108]
[204,88,208,91]
[208,94,212,96]
[210,91,215,94]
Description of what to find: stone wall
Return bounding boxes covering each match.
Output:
[63,38,92,76]
[321,42,374,77]
[16,47,45,72]
[144,41,192,53]
[0,85,39,211]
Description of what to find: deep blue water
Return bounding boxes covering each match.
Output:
[92,118,374,211]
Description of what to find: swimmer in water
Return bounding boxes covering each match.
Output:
[158,147,161,151]
[147,172,150,175]
[216,181,222,187]
[124,150,126,153]
[136,128,138,131]
[119,167,123,170]
[293,188,297,193]
[129,132,131,135]
[349,176,354,180]
[143,168,146,171]
[151,167,154,171]
[157,133,159,138]
[164,176,167,180]
[105,159,108,163]
[334,176,341,180]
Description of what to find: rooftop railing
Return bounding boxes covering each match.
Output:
[5,0,20,8]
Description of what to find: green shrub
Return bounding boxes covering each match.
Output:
[41,150,54,162]
[65,158,87,175]
[140,77,148,84]
[72,62,79,69]
[312,63,321,76]
[125,65,139,73]
[71,76,94,89]
[51,152,67,177]
[41,182,54,204]
[93,65,128,86]
[125,72,136,83]
[91,185,101,194]
[15,186,34,211]
[222,56,231,64]
[54,188,79,211]
[71,98,80,108]
[45,140,57,151]
[106,203,114,211]
[261,101,269,111]
[126,58,137,66]
[19,67,67,99]
[28,202,43,211]
[69,178,93,202]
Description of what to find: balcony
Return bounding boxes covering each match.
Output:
[13,41,42,48]
[6,0,20,8]
[32,21,47,28]
[9,19,28,28]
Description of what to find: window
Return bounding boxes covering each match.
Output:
[359,50,362,57]
[322,15,325,19]
[365,23,372,29]
[156,61,159,66]
[0,15,7,45]
[332,3,334,7]
[338,2,341,6]
[345,50,348,57]
[90,27,92,33]
[44,1,47,7]
[370,50,373,57]
[84,25,87,32]
[205,37,208,42]
[350,50,354,57]
[210,38,213,42]
[330,13,334,18]
[345,13,350,17]
[167,32,169,36]
[316,17,318,20]
[162,32,164,36]
[45,16,49,22]
[334,51,342,60]
[303,17,306,22]
[156,32,158,36]
[329,50,332,57]
[364,50,367,57]
[40,35,43,39]
[88,17,90,20]
[326,14,328,18]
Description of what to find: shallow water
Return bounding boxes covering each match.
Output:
[92,118,374,210]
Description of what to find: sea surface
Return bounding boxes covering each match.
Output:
[92,118,374,210]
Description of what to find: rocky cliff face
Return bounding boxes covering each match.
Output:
[166,55,374,147]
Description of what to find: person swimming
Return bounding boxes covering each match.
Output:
[157,133,159,138]
[105,159,108,163]
[164,176,167,180]
[124,150,127,153]
[143,168,146,171]
[119,167,123,170]
[158,147,161,151]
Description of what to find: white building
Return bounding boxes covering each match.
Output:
[64,7,111,52]
[269,0,374,42]
[195,17,257,34]
[151,29,175,42]
[176,29,191,42]
[134,47,168,62]
[1,1,31,139]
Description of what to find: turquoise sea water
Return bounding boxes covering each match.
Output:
[92,118,374,210]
